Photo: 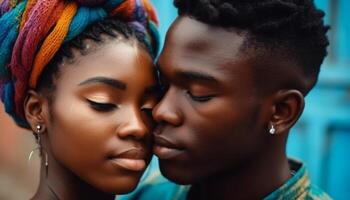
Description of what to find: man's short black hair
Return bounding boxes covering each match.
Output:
[174,0,330,94]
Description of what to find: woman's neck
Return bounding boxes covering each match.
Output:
[31,159,115,200]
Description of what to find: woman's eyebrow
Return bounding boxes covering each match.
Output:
[78,77,127,90]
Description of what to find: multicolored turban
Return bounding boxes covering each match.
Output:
[0,0,159,128]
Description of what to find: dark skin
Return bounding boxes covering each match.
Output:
[24,38,157,200]
[153,16,305,200]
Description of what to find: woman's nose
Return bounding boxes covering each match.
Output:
[117,107,148,140]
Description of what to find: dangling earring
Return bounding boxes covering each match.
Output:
[27,147,40,165]
[269,123,276,135]
[28,124,48,171]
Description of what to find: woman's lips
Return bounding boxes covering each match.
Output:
[108,148,147,171]
[153,136,184,159]
[109,158,146,171]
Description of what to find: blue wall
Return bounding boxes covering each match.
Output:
[151,0,350,199]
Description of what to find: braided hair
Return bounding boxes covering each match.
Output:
[174,0,330,95]
[0,0,159,128]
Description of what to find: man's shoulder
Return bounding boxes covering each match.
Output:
[265,159,332,200]
[304,185,332,200]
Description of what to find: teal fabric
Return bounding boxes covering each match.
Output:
[264,159,332,200]
[64,7,107,42]
[118,158,331,200]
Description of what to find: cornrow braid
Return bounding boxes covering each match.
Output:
[174,0,330,94]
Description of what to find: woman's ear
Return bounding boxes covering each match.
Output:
[24,90,48,132]
[269,89,305,135]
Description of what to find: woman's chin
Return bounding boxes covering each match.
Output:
[96,176,141,195]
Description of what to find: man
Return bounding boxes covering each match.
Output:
[120,0,331,199]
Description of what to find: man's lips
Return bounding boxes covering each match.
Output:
[153,136,185,160]
[154,135,180,149]
[108,148,147,171]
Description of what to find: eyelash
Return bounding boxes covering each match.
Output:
[187,91,213,102]
[87,99,116,112]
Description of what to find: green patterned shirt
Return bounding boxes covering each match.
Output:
[118,158,331,200]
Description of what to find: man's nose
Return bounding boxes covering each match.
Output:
[152,87,183,126]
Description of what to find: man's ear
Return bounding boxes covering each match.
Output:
[23,90,48,132]
[269,90,304,135]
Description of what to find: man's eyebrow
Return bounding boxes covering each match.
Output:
[175,70,218,83]
[78,77,127,90]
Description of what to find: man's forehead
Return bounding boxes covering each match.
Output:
[165,16,246,60]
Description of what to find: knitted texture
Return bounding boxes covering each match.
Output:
[0,0,159,128]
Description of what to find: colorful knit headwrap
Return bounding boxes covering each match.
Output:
[0,0,159,128]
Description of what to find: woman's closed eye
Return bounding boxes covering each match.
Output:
[87,99,117,112]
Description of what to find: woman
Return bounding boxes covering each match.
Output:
[0,0,159,199]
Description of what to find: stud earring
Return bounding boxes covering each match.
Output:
[35,124,42,144]
[36,124,42,133]
[269,123,276,135]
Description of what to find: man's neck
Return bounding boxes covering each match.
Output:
[188,149,291,200]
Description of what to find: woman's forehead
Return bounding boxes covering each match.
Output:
[55,42,154,88]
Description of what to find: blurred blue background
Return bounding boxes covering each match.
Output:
[151,0,350,199]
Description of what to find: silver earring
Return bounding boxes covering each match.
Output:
[28,124,48,173]
[28,147,49,175]
[27,147,40,165]
[36,124,42,147]
[269,123,276,134]
[44,149,48,167]
[36,124,42,133]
